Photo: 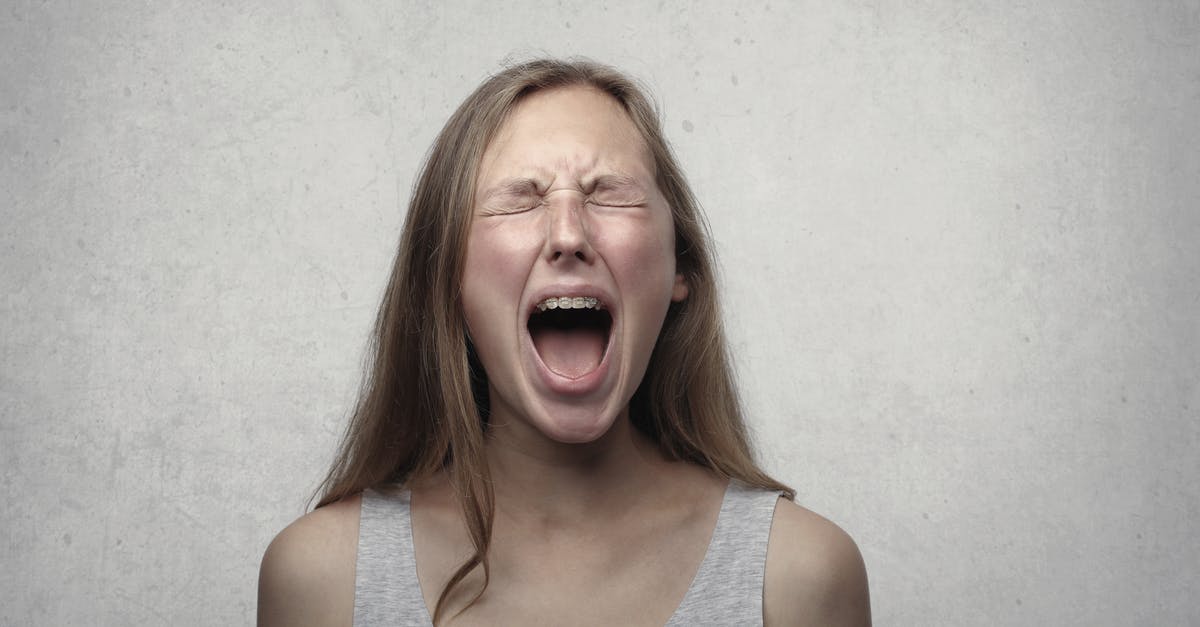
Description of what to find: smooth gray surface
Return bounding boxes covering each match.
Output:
[3,2,1197,625]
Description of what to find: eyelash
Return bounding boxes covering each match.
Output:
[481,198,639,217]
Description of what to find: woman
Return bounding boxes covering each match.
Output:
[259,58,870,626]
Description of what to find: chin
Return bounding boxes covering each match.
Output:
[530,402,622,445]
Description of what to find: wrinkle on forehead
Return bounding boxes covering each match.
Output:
[478,173,651,210]
[478,143,654,193]
[475,86,656,199]
[547,172,648,195]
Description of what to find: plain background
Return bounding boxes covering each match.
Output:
[3,1,1197,625]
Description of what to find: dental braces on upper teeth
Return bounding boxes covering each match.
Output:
[536,296,602,312]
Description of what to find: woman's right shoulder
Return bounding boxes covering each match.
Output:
[257,493,362,627]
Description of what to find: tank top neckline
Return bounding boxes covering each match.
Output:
[357,479,780,626]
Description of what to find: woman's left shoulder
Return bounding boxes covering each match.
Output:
[764,498,872,626]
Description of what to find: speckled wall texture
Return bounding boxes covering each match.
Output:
[2,1,1197,625]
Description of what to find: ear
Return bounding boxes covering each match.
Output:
[671,272,689,302]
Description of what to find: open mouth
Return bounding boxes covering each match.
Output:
[527,296,613,379]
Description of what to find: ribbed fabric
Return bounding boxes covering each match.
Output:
[664,481,782,626]
[355,487,431,626]
[353,481,782,626]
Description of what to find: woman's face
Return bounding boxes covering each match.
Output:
[462,85,688,445]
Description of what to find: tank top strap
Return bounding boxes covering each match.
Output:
[666,481,784,626]
[354,488,434,626]
[355,482,782,626]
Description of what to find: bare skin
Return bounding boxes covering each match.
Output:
[409,412,729,626]
[258,413,871,626]
[259,86,870,624]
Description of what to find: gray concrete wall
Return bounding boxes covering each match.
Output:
[3,1,1197,625]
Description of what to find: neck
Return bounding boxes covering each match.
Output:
[483,409,669,526]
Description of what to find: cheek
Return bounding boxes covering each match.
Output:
[462,220,541,334]
[594,217,677,292]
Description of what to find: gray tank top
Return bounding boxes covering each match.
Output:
[354,481,782,626]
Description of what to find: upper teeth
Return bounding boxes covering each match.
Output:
[537,296,601,312]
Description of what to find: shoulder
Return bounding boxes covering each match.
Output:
[257,493,362,627]
[763,498,871,627]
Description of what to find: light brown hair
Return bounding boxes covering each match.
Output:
[314,57,793,623]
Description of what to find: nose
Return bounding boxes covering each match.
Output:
[544,191,594,264]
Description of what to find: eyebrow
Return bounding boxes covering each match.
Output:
[589,173,645,193]
[480,178,541,202]
[479,173,649,203]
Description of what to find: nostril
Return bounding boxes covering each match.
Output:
[575,251,585,260]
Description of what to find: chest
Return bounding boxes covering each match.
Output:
[434,525,710,626]
[353,485,776,626]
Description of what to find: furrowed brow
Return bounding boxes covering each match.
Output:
[590,173,644,193]
[481,177,541,202]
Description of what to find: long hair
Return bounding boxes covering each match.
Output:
[314,57,793,623]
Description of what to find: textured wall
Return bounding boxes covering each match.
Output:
[2,1,1197,625]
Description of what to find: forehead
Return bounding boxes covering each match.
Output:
[477,85,654,186]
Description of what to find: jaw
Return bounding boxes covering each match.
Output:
[513,307,625,444]
[527,302,612,380]
[483,276,675,446]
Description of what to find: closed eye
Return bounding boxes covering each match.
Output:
[479,202,541,217]
[587,174,648,208]
[586,198,645,209]
[478,178,544,216]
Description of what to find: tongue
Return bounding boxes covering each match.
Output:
[531,326,606,378]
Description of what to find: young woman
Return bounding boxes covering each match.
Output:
[259,58,870,626]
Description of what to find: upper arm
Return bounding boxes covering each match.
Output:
[763,498,871,627]
[258,494,361,627]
